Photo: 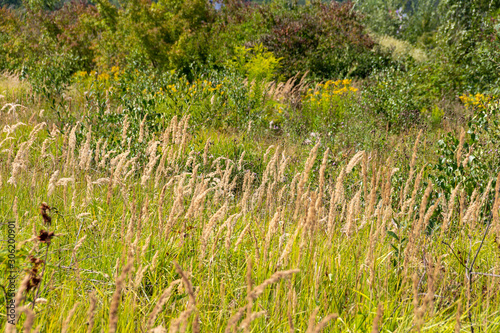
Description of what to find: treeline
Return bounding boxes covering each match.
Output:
[0,0,499,136]
[0,1,389,91]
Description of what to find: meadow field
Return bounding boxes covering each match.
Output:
[1,0,500,332]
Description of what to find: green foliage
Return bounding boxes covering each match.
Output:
[355,0,444,43]
[71,65,279,152]
[260,1,392,80]
[226,43,282,83]
[421,105,444,129]
[432,94,500,205]
[296,79,357,135]
[361,68,424,132]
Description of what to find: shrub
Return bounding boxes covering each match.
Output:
[226,43,282,83]
[259,1,391,80]
[361,68,425,132]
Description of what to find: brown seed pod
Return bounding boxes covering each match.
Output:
[37,229,55,244]
[39,202,52,225]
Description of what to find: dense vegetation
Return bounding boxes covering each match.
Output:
[1,0,500,332]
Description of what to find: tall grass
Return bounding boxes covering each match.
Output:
[1,106,500,332]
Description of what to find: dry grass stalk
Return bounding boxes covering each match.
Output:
[109,251,135,333]
[473,179,493,228]
[171,262,198,333]
[366,167,381,219]
[239,171,254,214]
[64,122,79,173]
[278,152,289,181]
[83,174,93,207]
[94,138,102,162]
[441,184,460,237]
[422,196,441,232]
[185,182,211,220]
[203,139,211,166]
[40,137,52,160]
[133,264,150,289]
[288,172,300,205]
[224,306,246,333]
[121,114,129,143]
[333,168,346,207]
[462,189,479,228]
[255,148,279,208]
[86,291,97,333]
[138,114,147,143]
[462,146,472,168]
[278,224,301,267]
[128,152,143,181]
[150,250,160,272]
[287,306,295,332]
[402,166,425,218]
[250,269,301,303]
[317,148,330,211]
[221,160,235,197]
[305,307,338,333]
[381,162,393,207]
[174,262,196,306]
[455,300,462,333]
[345,151,365,174]
[6,141,28,186]
[326,168,346,235]
[265,178,278,211]
[200,201,228,260]
[164,174,186,238]
[164,115,176,145]
[169,305,196,333]
[147,279,181,330]
[300,192,316,251]
[111,151,130,188]
[412,272,420,331]
[478,178,493,209]
[225,269,299,332]
[371,304,383,333]
[294,140,320,219]
[21,306,35,333]
[344,189,362,237]
[234,220,252,250]
[211,213,241,259]
[414,181,432,230]
[62,301,80,333]
[404,181,433,268]
[401,130,422,207]
[362,151,369,202]
[187,164,200,195]
[238,311,266,331]
[309,313,338,333]
[78,126,92,171]
[493,171,500,237]
[47,170,59,198]
[71,234,87,265]
[174,115,191,161]
[7,123,46,186]
[141,152,161,187]
[238,150,245,171]
[263,211,281,262]
[6,274,31,333]
[245,257,253,333]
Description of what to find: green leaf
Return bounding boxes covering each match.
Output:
[387,230,399,241]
